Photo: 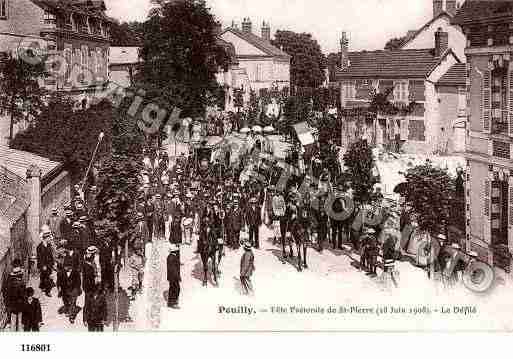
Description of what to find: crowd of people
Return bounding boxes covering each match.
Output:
[135,130,395,308]
[2,190,113,332]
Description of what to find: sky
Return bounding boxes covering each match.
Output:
[105,0,440,53]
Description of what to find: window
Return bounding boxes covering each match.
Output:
[394,80,408,102]
[43,10,56,25]
[491,67,508,134]
[63,46,72,86]
[343,81,355,99]
[408,120,425,141]
[81,46,88,69]
[0,0,7,19]
[491,179,509,272]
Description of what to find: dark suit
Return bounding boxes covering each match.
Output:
[59,217,74,244]
[57,269,82,320]
[245,204,261,249]
[22,298,42,332]
[166,253,181,307]
[36,242,54,294]
[83,292,107,332]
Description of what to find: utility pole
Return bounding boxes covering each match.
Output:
[113,231,120,332]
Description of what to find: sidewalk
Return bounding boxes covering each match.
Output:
[21,266,138,332]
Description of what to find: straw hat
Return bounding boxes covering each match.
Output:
[451,243,461,250]
[468,251,478,258]
[86,246,98,255]
[169,244,180,252]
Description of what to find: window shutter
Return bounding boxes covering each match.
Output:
[483,70,491,133]
[509,69,513,137]
[509,177,513,252]
[484,179,492,244]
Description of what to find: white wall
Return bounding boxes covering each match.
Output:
[402,15,466,63]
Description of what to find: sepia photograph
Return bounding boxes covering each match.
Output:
[0,0,512,346]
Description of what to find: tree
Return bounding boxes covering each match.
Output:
[384,36,407,51]
[109,21,144,46]
[326,52,341,83]
[0,54,47,141]
[10,94,113,183]
[397,163,454,236]
[272,30,327,88]
[343,140,379,204]
[137,0,230,118]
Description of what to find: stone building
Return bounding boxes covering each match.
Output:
[219,18,291,108]
[336,29,464,154]
[0,0,113,143]
[452,0,513,274]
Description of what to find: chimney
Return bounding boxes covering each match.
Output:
[261,21,270,41]
[433,0,443,18]
[242,17,252,33]
[214,22,223,36]
[231,20,239,30]
[340,31,349,69]
[446,0,457,16]
[434,27,449,57]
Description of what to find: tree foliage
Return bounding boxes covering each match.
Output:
[0,54,47,141]
[109,21,144,46]
[95,154,142,248]
[137,0,230,117]
[397,163,454,235]
[343,140,378,204]
[272,30,327,88]
[10,94,113,183]
[384,36,407,51]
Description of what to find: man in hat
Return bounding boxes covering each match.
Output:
[359,227,375,273]
[245,197,262,249]
[21,287,42,332]
[330,184,347,250]
[227,200,244,250]
[134,212,150,258]
[153,194,165,241]
[166,244,181,308]
[37,227,55,297]
[240,241,255,295]
[56,261,82,323]
[83,283,107,332]
[82,246,99,325]
[128,247,145,300]
[47,208,61,244]
[1,259,26,331]
[182,193,195,245]
[59,206,75,246]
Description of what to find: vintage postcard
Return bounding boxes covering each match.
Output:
[0,0,512,336]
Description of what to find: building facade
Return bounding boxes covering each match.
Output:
[219,18,291,108]
[453,1,513,275]
[336,28,464,154]
[0,0,113,142]
[109,46,140,88]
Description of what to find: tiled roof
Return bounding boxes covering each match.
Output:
[437,63,466,85]
[0,146,63,180]
[336,48,443,80]
[109,47,140,65]
[452,0,513,25]
[221,28,291,60]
